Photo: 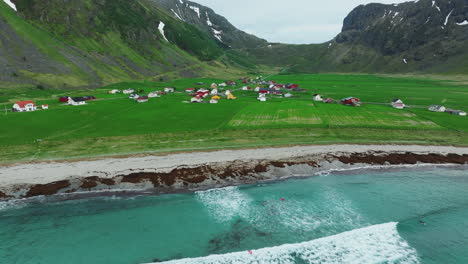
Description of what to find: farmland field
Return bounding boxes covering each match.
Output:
[0,74,467,163]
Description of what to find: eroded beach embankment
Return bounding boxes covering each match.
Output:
[1,146,468,200]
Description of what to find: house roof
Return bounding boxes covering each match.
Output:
[342,97,359,101]
[15,101,36,108]
[71,97,87,102]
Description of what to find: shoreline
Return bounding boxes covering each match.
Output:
[1,144,468,200]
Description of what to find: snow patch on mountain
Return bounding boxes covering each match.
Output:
[158,22,169,42]
[212,28,223,42]
[3,0,17,11]
[456,20,468,26]
[189,6,200,18]
[171,9,184,21]
[206,12,213,26]
[444,9,454,26]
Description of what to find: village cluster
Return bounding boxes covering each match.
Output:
[9,77,467,117]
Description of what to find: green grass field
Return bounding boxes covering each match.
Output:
[0,74,467,163]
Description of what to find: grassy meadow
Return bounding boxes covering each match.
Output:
[0,74,467,163]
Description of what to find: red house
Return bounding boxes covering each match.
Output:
[341,97,361,107]
[59,96,69,102]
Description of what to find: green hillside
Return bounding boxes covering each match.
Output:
[0,0,249,90]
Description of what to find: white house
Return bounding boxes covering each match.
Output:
[191,96,203,103]
[257,93,267,102]
[41,104,49,110]
[313,94,323,101]
[123,89,135,94]
[12,101,37,112]
[68,97,87,106]
[148,92,160,98]
[284,93,292,98]
[429,105,446,112]
[129,93,140,99]
[391,99,406,109]
[108,89,120,94]
[164,87,175,93]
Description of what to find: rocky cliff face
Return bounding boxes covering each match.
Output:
[244,0,468,74]
[338,0,468,56]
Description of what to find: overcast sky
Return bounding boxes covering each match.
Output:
[194,0,409,44]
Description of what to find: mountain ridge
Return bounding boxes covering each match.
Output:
[1,0,467,89]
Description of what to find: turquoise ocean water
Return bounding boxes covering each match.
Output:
[1,166,467,263]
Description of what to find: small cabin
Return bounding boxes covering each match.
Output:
[313,94,323,102]
[148,92,160,98]
[341,97,361,107]
[185,88,195,93]
[12,101,37,112]
[164,87,175,93]
[129,93,139,99]
[428,105,446,112]
[68,97,87,106]
[123,89,135,94]
[258,93,267,102]
[108,89,120,94]
[41,105,49,110]
[191,95,203,103]
[446,109,467,116]
[391,99,405,109]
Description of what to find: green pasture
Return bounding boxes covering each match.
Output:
[0,74,467,163]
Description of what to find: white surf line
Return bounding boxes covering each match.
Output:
[147,222,419,264]
[2,0,16,11]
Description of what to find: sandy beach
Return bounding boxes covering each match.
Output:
[1,144,468,200]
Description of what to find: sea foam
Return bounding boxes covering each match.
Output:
[148,222,419,264]
[195,186,252,222]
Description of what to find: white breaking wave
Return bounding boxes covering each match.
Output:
[148,222,419,264]
[195,186,252,222]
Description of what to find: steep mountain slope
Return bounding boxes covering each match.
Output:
[149,0,268,49]
[0,0,234,89]
[244,0,468,74]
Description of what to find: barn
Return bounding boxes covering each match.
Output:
[137,96,149,103]
[12,101,37,112]
[341,97,361,107]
